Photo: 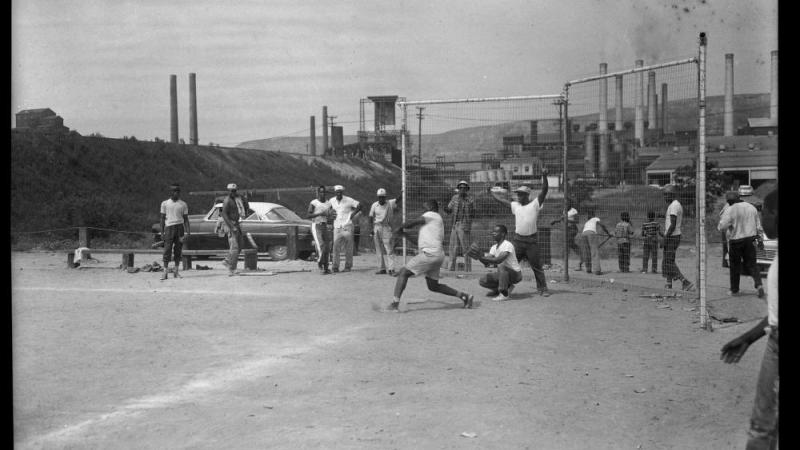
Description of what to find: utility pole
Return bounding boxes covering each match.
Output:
[416,107,425,167]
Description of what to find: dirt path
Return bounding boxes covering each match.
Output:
[12,251,768,449]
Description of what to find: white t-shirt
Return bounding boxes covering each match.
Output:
[369,199,397,225]
[665,200,683,236]
[329,196,360,229]
[582,217,601,233]
[767,254,778,328]
[309,199,330,224]
[160,199,188,227]
[490,240,521,272]
[510,198,543,236]
[418,211,444,255]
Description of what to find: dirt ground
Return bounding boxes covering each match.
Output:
[11,249,772,449]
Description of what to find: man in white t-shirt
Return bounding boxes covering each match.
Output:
[551,200,583,270]
[159,183,190,280]
[306,185,333,275]
[579,209,611,275]
[475,224,523,302]
[490,167,551,296]
[369,188,401,275]
[328,185,362,273]
[662,185,693,291]
[382,199,475,312]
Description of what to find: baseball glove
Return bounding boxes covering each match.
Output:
[466,242,483,260]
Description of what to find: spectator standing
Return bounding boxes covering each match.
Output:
[369,188,401,275]
[614,212,633,273]
[444,180,475,272]
[717,191,765,298]
[221,183,248,276]
[328,185,362,273]
[307,185,333,275]
[489,168,551,296]
[475,224,523,302]
[579,209,611,275]
[159,183,190,280]
[550,201,583,270]
[661,185,694,291]
[640,210,662,273]
[383,199,475,312]
[720,201,731,268]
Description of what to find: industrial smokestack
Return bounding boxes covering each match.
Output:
[598,63,608,176]
[634,60,644,146]
[322,106,328,154]
[660,83,668,135]
[189,73,198,145]
[170,74,178,144]
[530,120,538,145]
[724,53,734,136]
[615,75,623,133]
[770,50,778,122]
[310,116,316,156]
[647,71,657,130]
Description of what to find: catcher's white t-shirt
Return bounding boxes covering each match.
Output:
[489,240,521,272]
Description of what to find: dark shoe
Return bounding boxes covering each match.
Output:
[333,267,340,273]
[322,269,331,275]
[728,290,739,297]
[388,270,397,277]
[722,261,729,268]
[486,290,500,297]
[342,268,352,273]
[539,289,551,297]
[665,283,672,289]
[757,287,765,299]
[381,301,400,313]
[461,293,474,309]
[160,272,168,281]
[375,269,387,275]
[594,272,603,276]
[682,279,695,291]
[651,270,658,274]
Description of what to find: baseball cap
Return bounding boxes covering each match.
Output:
[334,185,344,192]
[227,183,238,190]
[514,185,532,194]
[457,180,469,189]
[376,188,387,196]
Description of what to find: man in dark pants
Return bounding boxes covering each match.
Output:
[221,183,248,276]
[159,183,190,280]
[490,168,551,297]
[718,191,765,298]
[661,185,693,291]
[445,180,475,272]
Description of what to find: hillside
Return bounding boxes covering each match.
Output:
[237,93,770,161]
[11,130,401,246]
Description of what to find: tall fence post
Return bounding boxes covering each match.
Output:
[561,89,570,282]
[697,32,710,330]
[401,103,408,264]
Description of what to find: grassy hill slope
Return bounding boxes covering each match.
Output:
[11,130,401,248]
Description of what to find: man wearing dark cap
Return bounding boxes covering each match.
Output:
[662,185,693,291]
[159,183,190,280]
[718,191,765,298]
[444,180,475,272]
[490,168,551,297]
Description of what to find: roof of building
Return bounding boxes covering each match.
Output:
[646,148,778,172]
[17,108,56,116]
[747,117,778,128]
[706,134,778,151]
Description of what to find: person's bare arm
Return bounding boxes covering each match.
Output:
[720,317,768,364]
[537,167,549,205]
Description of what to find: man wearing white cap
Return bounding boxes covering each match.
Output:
[490,167,551,296]
[369,188,401,275]
[328,185,362,272]
[444,180,475,272]
[221,183,248,276]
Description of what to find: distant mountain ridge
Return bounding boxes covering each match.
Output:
[237,93,771,161]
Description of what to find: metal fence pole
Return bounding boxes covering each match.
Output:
[697,32,709,330]
[561,89,570,282]
[401,103,408,264]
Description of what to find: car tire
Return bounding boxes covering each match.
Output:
[268,245,289,261]
[298,250,313,261]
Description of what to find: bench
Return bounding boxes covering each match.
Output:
[66,248,261,270]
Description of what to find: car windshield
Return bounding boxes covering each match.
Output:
[267,206,303,222]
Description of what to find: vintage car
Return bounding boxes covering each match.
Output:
[152,201,316,260]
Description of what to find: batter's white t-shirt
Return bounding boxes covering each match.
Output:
[583,217,601,233]
[490,240,522,272]
[160,199,188,226]
[665,200,683,236]
[510,198,543,236]
[418,211,445,256]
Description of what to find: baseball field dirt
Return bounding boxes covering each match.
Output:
[12,250,772,449]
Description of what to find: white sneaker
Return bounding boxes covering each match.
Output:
[492,293,509,302]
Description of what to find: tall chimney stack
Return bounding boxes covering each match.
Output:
[647,71,657,130]
[322,106,328,154]
[170,75,178,143]
[770,50,778,122]
[614,75,624,133]
[189,73,198,145]
[724,53,734,136]
[598,63,609,176]
[310,116,316,156]
[634,60,644,146]
[660,83,668,135]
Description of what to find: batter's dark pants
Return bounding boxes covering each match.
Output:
[513,233,547,291]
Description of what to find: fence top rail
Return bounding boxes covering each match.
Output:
[398,94,563,106]
[565,57,698,87]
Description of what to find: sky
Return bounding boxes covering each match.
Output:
[12,0,777,147]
